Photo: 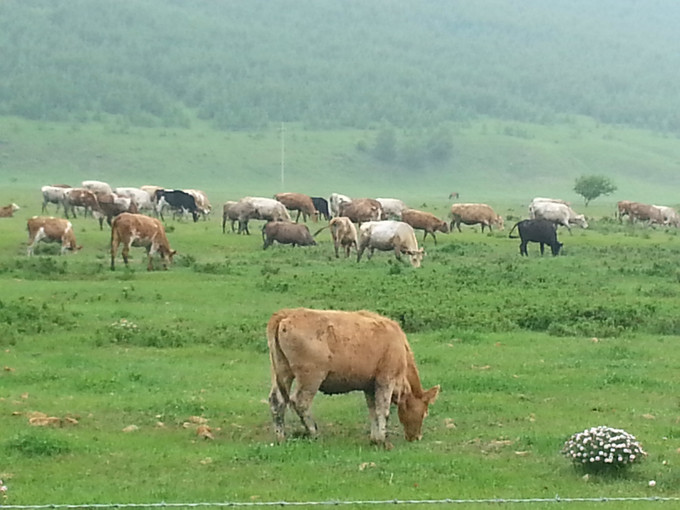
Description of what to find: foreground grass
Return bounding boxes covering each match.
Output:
[1,197,680,509]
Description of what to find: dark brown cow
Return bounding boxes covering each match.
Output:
[26,216,81,256]
[95,193,139,230]
[262,221,316,249]
[267,308,439,448]
[110,213,176,271]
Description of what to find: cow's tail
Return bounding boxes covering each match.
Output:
[508,222,520,238]
[312,224,330,237]
[267,311,291,404]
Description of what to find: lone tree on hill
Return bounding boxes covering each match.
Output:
[573,175,617,207]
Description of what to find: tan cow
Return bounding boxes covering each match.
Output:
[449,203,504,233]
[26,216,81,256]
[357,220,425,267]
[329,216,358,257]
[267,308,439,447]
[275,192,318,223]
[401,209,449,245]
[110,213,176,271]
[0,203,20,218]
[616,200,634,221]
[184,189,212,219]
[222,201,239,233]
[339,198,384,224]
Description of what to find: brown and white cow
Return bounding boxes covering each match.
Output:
[95,193,139,230]
[110,213,176,271]
[627,202,665,226]
[62,188,101,219]
[357,220,425,267]
[267,308,439,447]
[339,198,384,224]
[616,200,634,221]
[0,203,20,218]
[401,209,449,245]
[449,203,504,233]
[26,216,81,256]
[275,192,318,223]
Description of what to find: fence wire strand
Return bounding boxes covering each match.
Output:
[2,496,680,508]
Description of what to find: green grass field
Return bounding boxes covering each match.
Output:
[2,118,680,509]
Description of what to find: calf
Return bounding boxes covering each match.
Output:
[0,203,20,218]
[262,221,316,249]
[357,220,425,268]
[110,212,176,271]
[509,219,562,256]
[222,201,239,233]
[401,209,449,245]
[26,216,81,256]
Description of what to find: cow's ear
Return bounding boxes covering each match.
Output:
[424,385,440,405]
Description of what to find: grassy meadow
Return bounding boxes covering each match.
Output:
[1,119,680,509]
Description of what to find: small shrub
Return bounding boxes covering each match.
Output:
[562,426,646,472]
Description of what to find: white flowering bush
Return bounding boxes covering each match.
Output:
[562,426,647,471]
[108,318,140,343]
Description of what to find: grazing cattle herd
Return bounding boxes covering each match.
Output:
[6,181,680,446]
[10,182,680,271]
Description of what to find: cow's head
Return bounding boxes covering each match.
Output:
[438,221,450,234]
[493,215,505,231]
[574,214,588,229]
[551,242,563,256]
[407,248,425,268]
[397,385,440,441]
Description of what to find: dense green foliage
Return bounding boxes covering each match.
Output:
[1,191,680,506]
[574,175,618,206]
[2,0,680,132]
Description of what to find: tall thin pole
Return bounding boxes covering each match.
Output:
[280,122,285,190]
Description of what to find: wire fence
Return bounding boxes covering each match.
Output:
[2,496,680,509]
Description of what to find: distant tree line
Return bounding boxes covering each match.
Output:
[2,0,680,132]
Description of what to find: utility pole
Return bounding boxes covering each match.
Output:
[280,122,285,190]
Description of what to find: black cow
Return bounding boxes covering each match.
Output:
[155,189,200,222]
[311,197,330,221]
[509,219,562,256]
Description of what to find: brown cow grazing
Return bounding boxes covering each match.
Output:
[401,209,449,245]
[62,188,101,219]
[267,308,440,448]
[0,203,20,217]
[450,203,504,233]
[628,202,664,226]
[262,221,316,249]
[275,192,318,223]
[339,198,384,224]
[95,193,139,230]
[26,216,81,256]
[110,213,176,271]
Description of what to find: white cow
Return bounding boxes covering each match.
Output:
[41,185,70,213]
[82,180,113,195]
[234,197,291,235]
[653,205,680,227]
[376,198,409,220]
[357,220,425,268]
[530,201,588,232]
[329,193,352,218]
[114,187,155,213]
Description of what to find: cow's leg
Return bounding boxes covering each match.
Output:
[371,384,394,447]
[431,231,438,246]
[147,245,157,271]
[393,246,403,261]
[539,243,545,255]
[356,244,366,262]
[121,241,132,267]
[333,239,340,258]
[289,387,319,438]
[295,210,301,223]
[520,241,528,256]
[364,391,380,443]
